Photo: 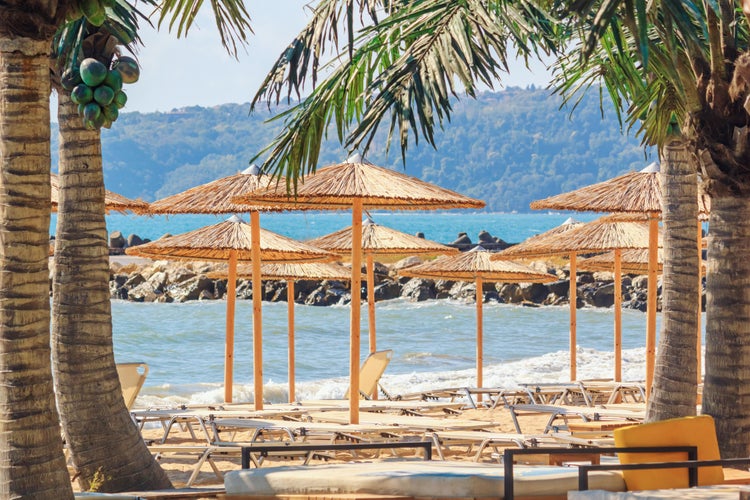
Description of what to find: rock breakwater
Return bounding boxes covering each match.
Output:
[108,256,684,312]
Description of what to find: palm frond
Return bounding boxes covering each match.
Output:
[156,0,253,57]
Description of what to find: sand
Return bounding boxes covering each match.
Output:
[124,405,553,490]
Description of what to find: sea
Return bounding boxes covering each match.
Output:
[61,211,701,407]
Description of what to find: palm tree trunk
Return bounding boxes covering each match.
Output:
[646,137,699,420]
[702,193,750,458]
[52,90,172,491]
[0,38,73,499]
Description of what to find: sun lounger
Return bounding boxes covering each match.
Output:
[507,403,645,434]
[426,430,543,461]
[116,362,149,410]
[306,410,499,432]
[345,349,393,400]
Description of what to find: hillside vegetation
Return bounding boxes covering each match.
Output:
[52,87,655,212]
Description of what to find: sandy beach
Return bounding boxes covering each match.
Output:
[111,405,553,492]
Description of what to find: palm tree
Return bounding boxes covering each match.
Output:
[556,0,750,458]
[0,3,76,498]
[0,0,251,495]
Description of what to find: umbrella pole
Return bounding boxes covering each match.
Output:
[697,221,703,386]
[614,249,622,383]
[646,213,659,399]
[251,210,264,410]
[569,253,577,381]
[287,280,296,403]
[224,250,238,403]
[367,253,376,354]
[476,277,484,397]
[349,200,363,424]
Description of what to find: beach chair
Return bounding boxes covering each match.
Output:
[613,414,750,489]
[116,362,149,410]
[345,349,393,400]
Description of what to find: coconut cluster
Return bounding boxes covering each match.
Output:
[62,56,140,130]
[69,0,115,26]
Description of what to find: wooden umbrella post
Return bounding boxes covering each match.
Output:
[476,276,484,396]
[646,212,659,398]
[224,249,238,403]
[569,253,577,381]
[251,210,264,410]
[349,200,363,424]
[367,253,376,354]
[614,248,622,382]
[697,221,703,385]
[287,279,295,404]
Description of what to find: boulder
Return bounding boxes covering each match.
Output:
[305,286,348,306]
[109,231,126,249]
[169,275,215,302]
[127,233,144,247]
[452,232,472,245]
[519,283,548,304]
[392,255,423,271]
[449,281,475,301]
[592,283,615,308]
[401,278,436,302]
[498,283,524,303]
[631,275,649,290]
[374,281,401,301]
[546,279,570,297]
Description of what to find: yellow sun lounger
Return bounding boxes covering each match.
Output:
[116,362,149,410]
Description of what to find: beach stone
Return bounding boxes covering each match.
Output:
[415,232,425,238]
[374,281,400,301]
[631,275,648,290]
[214,279,228,299]
[478,230,494,244]
[111,274,128,287]
[592,283,615,307]
[593,271,614,282]
[449,281,475,301]
[519,282,548,303]
[170,269,197,284]
[109,231,126,249]
[127,233,144,247]
[546,279,570,297]
[452,232,472,245]
[498,283,523,303]
[401,278,436,302]
[169,275,215,302]
[577,272,595,284]
[392,255,423,271]
[124,273,146,288]
[305,286,347,306]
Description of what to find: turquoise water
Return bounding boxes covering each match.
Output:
[53,211,600,246]
[67,210,685,407]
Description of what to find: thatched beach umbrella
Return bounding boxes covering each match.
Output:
[399,247,556,390]
[529,162,707,394]
[491,217,583,379]
[230,261,353,403]
[125,216,334,404]
[147,165,280,407]
[51,172,150,214]
[578,248,664,274]
[232,153,484,423]
[307,217,458,355]
[494,215,654,382]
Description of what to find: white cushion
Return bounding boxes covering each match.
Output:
[224,461,626,498]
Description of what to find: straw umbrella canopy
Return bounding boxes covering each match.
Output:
[231,261,353,403]
[398,247,556,390]
[232,153,485,423]
[125,215,334,404]
[578,248,664,274]
[147,165,283,408]
[529,162,707,394]
[494,214,655,383]
[307,216,459,355]
[491,217,583,380]
[51,172,150,214]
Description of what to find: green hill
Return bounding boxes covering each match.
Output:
[52,87,655,212]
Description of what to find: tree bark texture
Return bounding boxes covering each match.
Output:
[703,193,750,458]
[52,91,172,491]
[0,38,73,499]
[646,137,699,421]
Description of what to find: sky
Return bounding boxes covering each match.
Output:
[118,2,554,113]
